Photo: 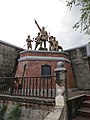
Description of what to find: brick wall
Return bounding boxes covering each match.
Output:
[15,50,75,88]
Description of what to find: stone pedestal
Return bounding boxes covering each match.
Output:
[15,50,75,88]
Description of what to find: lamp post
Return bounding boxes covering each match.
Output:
[54,61,69,120]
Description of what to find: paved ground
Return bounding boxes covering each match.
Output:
[72,116,90,120]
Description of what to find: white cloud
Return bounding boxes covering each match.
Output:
[0,0,89,50]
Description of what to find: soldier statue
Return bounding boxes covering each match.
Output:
[34,19,48,49]
[49,36,63,51]
[34,32,42,50]
[26,35,33,50]
[54,37,63,51]
[48,36,54,51]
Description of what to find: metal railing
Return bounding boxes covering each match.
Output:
[0,76,56,98]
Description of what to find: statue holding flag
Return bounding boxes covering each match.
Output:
[34,19,48,50]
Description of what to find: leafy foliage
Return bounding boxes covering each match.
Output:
[0,104,7,120]
[6,103,21,120]
[65,0,90,35]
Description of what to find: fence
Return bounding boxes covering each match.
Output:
[0,76,56,98]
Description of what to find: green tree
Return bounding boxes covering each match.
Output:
[64,0,90,35]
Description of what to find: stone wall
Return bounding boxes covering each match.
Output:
[66,43,90,90]
[0,98,53,120]
[0,40,23,78]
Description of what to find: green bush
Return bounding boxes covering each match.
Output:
[6,103,21,120]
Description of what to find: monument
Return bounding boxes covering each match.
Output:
[15,20,75,89]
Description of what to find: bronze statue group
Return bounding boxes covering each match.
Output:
[26,19,63,51]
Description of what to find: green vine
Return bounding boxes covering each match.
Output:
[6,103,21,120]
[0,103,7,120]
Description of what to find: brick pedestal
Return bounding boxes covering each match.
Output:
[15,50,75,88]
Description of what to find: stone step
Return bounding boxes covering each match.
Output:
[85,95,90,100]
[77,107,90,117]
[82,100,90,108]
[72,115,90,120]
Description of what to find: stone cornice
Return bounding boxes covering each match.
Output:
[20,50,69,56]
[18,56,71,63]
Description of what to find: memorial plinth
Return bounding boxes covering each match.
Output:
[15,50,75,88]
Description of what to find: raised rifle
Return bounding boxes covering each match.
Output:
[34,19,41,31]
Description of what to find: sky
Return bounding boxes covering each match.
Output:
[0,0,89,50]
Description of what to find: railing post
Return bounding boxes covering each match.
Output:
[10,78,13,95]
[54,61,69,120]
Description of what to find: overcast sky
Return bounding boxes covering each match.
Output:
[0,0,89,50]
